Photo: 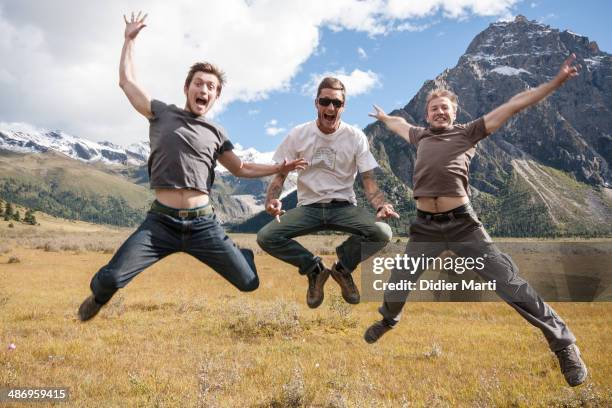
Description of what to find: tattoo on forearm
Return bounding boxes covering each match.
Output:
[366,190,385,209]
[266,174,286,202]
[361,170,386,209]
[267,184,283,200]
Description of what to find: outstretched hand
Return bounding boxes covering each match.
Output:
[556,53,580,84]
[376,203,400,220]
[368,104,389,121]
[124,11,147,40]
[278,158,308,174]
[266,199,285,222]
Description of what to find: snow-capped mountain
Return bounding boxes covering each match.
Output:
[0,121,296,224]
[0,123,282,176]
[0,122,149,166]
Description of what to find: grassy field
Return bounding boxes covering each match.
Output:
[0,220,611,407]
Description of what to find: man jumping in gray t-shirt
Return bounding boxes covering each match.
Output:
[367,54,587,387]
[77,12,306,321]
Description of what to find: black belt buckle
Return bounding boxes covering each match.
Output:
[151,201,212,219]
[432,213,451,222]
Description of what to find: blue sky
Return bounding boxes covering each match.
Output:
[218,0,612,152]
[0,0,610,153]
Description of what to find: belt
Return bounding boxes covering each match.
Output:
[417,204,472,222]
[150,200,214,219]
[306,200,354,209]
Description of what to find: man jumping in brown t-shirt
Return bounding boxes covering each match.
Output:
[366,54,587,387]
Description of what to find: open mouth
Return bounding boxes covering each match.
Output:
[195,97,208,108]
[323,113,336,121]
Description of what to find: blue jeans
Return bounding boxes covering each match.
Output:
[256,203,392,275]
[90,211,258,304]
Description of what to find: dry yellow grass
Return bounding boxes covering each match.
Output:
[0,229,611,407]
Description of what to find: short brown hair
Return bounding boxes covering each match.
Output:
[316,77,346,100]
[425,88,458,113]
[184,62,226,96]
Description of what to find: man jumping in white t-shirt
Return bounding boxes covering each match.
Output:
[257,77,399,308]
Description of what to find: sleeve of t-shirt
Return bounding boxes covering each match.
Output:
[216,125,234,155]
[464,117,489,145]
[149,99,169,121]
[356,130,379,174]
[408,126,426,145]
[272,131,296,163]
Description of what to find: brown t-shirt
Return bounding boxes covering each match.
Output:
[408,117,489,198]
[147,100,234,193]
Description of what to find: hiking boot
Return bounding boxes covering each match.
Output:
[555,344,588,386]
[306,264,330,309]
[78,294,103,321]
[364,320,394,344]
[330,262,360,304]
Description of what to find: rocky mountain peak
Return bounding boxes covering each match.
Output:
[362,14,612,236]
[463,15,606,76]
[392,15,612,188]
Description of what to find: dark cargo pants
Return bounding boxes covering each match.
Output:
[379,204,576,352]
[257,202,392,275]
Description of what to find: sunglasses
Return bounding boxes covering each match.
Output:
[318,97,344,108]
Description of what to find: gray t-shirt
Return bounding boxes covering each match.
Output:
[148,99,234,193]
[408,117,489,198]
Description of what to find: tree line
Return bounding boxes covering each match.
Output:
[0,178,148,227]
[0,200,38,225]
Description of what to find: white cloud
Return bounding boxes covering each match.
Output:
[248,109,260,115]
[302,69,381,98]
[396,21,436,32]
[384,0,519,19]
[0,0,519,145]
[265,119,286,136]
[357,47,368,59]
[265,127,286,136]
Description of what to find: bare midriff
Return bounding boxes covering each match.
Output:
[155,188,210,209]
[416,196,469,213]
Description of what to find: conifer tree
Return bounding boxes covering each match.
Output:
[24,209,37,225]
[5,202,14,217]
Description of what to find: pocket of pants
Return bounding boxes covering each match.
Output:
[466,211,483,228]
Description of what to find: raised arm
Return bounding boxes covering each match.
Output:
[119,11,152,119]
[484,53,580,134]
[217,150,307,178]
[368,105,413,143]
[361,170,399,219]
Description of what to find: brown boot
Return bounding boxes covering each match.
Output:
[364,320,394,343]
[306,263,330,308]
[78,294,103,321]
[330,262,360,304]
[556,344,588,386]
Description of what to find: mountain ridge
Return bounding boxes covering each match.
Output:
[1,15,611,236]
[236,15,612,236]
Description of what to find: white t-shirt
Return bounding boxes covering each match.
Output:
[273,120,378,206]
